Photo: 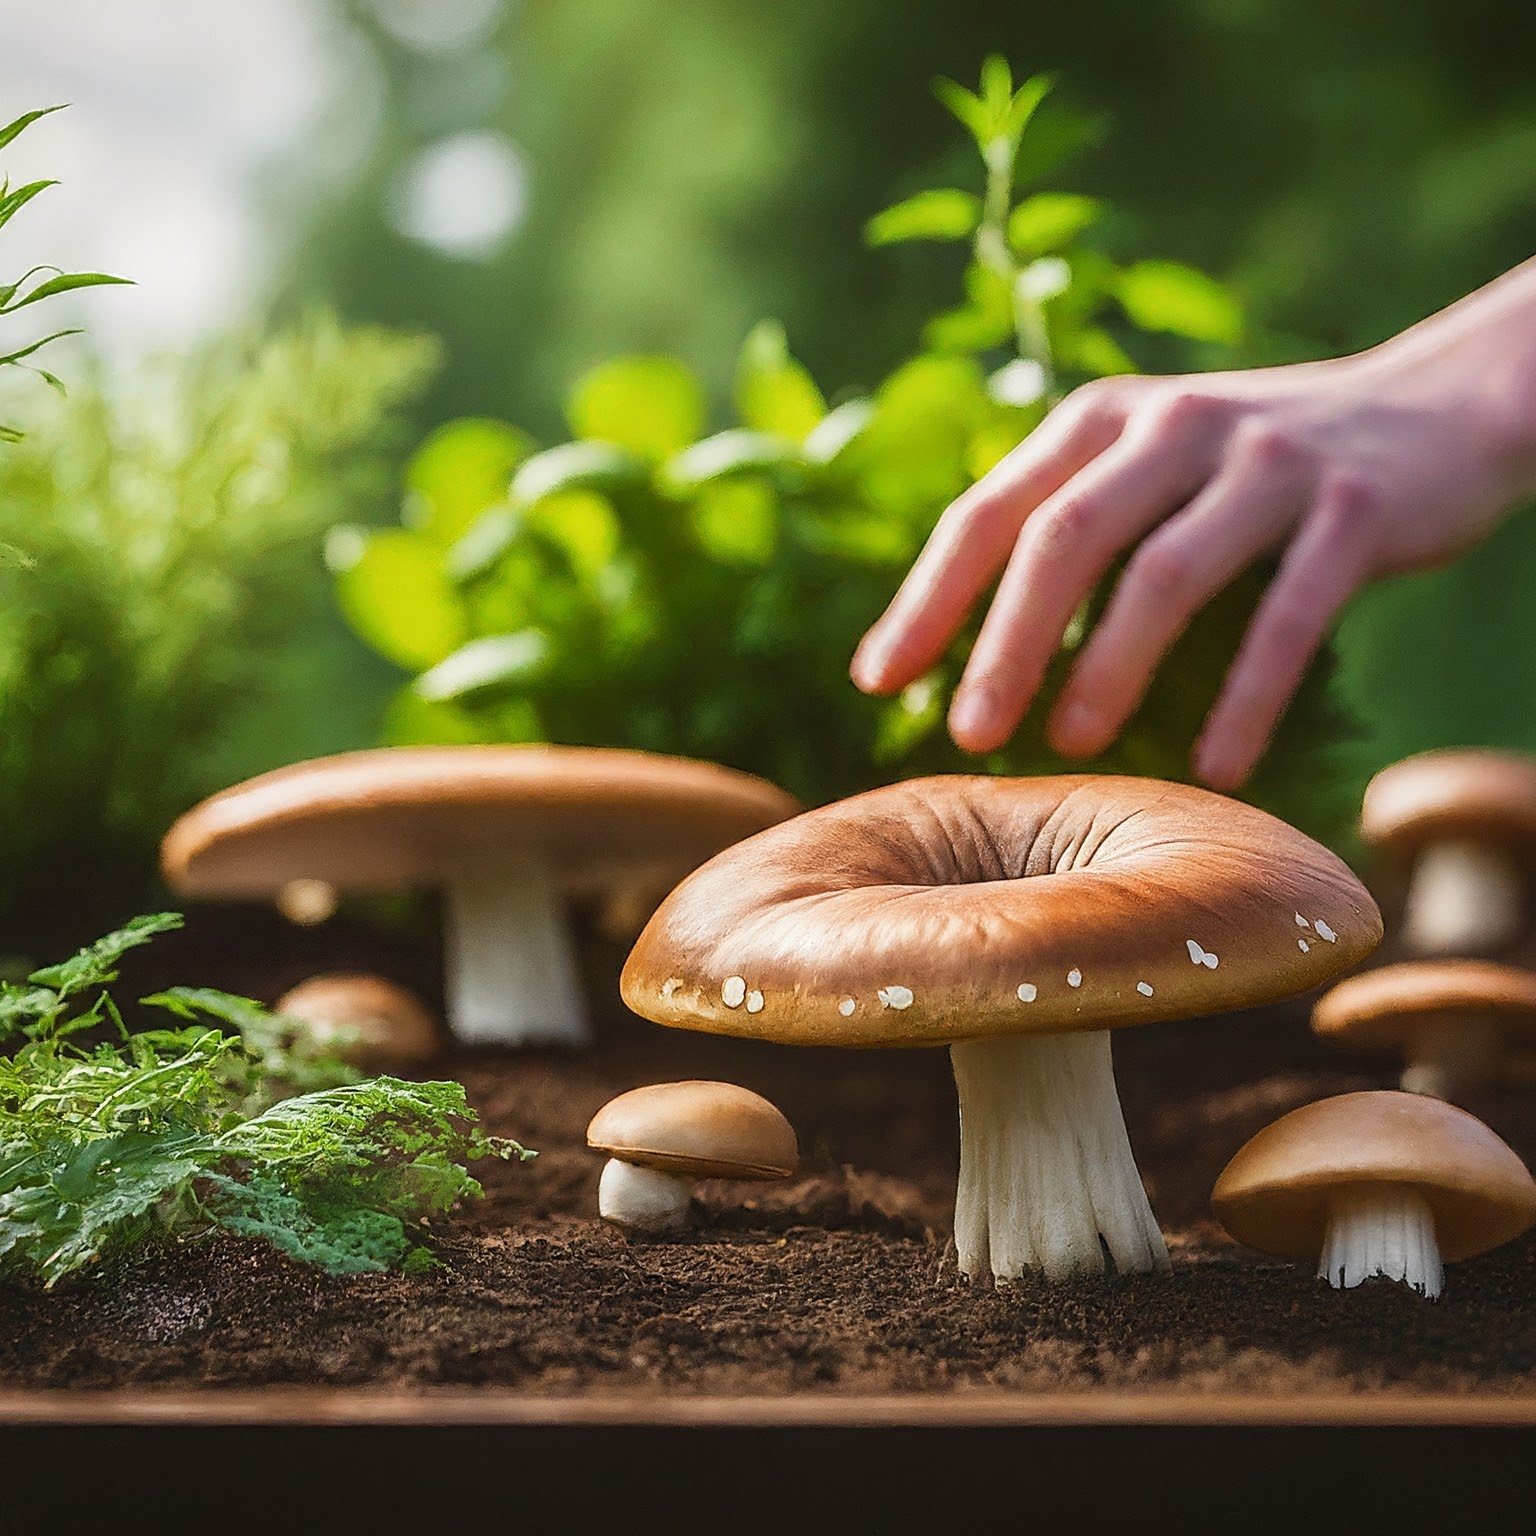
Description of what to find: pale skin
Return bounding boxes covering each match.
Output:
[851,257,1536,789]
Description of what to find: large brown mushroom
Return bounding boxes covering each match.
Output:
[1212,1091,1536,1299]
[1361,749,1536,956]
[162,746,799,1048]
[621,774,1381,1284]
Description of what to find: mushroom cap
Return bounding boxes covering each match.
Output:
[161,746,801,900]
[1211,1090,1536,1263]
[1361,749,1536,854]
[1313,959,1536,1051]
[586,1080,798,1180]
[621,774,1382,1047]
[274,973,442,1070]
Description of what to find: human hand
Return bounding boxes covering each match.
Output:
[851,262,1536,789]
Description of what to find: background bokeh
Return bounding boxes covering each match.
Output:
[1,0,1533,932]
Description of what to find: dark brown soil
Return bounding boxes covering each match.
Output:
[4,906,1536,1401]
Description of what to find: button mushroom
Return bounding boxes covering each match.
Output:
[620,774,1381,1284]
[1312,958,1536,1100]
[274,973,441,1072]
[161,745,799,1049]
[1362,749,1536,956]
[585,1080,798,1232]
[1211,1091,1536,1299]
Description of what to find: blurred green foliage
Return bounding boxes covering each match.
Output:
[332,63,1354,834]
[290,0,1536,783]
[0,315,437,935]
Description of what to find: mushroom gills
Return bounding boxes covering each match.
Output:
[950,1031,1170,1284]
[1401,839,1526,954]
[1317,1181,1444,1298]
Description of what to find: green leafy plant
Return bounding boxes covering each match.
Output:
[0,106,130,441]
[0,913,531,1287]
[0,313,438,929]
[330,61,1358,837]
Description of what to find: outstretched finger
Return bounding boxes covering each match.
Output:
[850,382,1131,694]
[947,405,1224,752]
[1193,481,1378,789]
[1047,442,1308,758]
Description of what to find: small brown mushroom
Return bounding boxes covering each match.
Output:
[274,974,441,1072]
[161,745,799,1049]
[1312,959,1536,1099]
[585,1081,798,1232]
[1211,1091,1536,1299]
[1362,750,1536,956]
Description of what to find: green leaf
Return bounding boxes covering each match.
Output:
[803,398,876,466]
[1004,73,1055,145]
[0,270,133,314]
[689,478,778,567]
[510,440,651,506]
[326,526,467,671]
[414,630,551,703]
[734,321,826,441]
[0,106,65,155]
[0,181,59,232]
[661,429,803,493]
[872,673,946,763]
[1008,193,1103,257]
[1057,327,1138,377]
[1116,260,1243,344]
[566,355,706,459]
[864,189,982,248]
[382,686,497,747]
[523,490,622,583]
[403,418,535,546]
[932,77,988,141]
[29,913,183,999]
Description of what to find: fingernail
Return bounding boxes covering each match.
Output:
[949,687,993,744]
[1194,740,1239,790]
[851,636,889,691]
[1051,700,1107,757]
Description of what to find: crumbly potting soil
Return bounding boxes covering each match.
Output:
[4,907,1536,1399]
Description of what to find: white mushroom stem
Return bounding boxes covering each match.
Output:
[1400,1015,1503,1100]
[597,1159,692,1231]
[949,1030,1170,1283]
[1317,1181,1444,1299]
[442,852,590,1048]
[1402,839,1526,954]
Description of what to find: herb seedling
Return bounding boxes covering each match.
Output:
[0,913,532,1286]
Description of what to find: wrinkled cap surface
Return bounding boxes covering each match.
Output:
[1211,1090,1536,1263]
[1313,959,1536,1050]
[1362,749,1536,853]
[162,745,801,899]
[622,774,1382,1047]
[586,1080,798,1180]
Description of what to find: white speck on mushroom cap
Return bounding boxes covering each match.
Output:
[745,990,765,1013]
[1136,981,1154,997]
[1067,969,1083,988]
[838,997,856,1017]
[722,976,747,1008]
[661,977,683,1000]
[1016,982,1037,1003]
[1298,938,1311,953]
[1187,940,1219,968]
[1295,912,1310,928]
[1315,919,1337,943]
[1202,952,1219,969]
[878,985,914,1010]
